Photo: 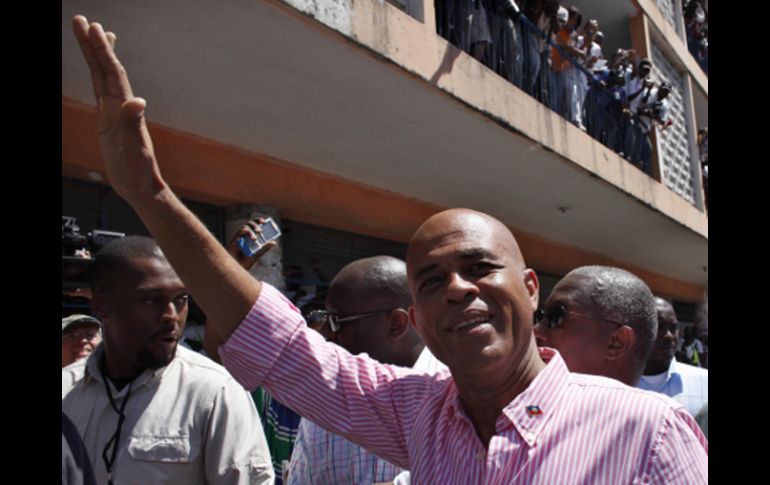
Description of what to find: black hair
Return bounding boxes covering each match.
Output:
[90,236,165,293]
[568,6,583,29]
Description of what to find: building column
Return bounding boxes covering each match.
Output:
[682,75,705,211]
[224,204,285,292]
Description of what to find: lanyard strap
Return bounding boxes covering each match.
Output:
[100,359,134,485]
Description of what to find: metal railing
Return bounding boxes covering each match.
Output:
[434,1,654,175]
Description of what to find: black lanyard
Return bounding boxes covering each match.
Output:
[99,359,134,485]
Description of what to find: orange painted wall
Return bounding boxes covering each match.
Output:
[62,98,704,301]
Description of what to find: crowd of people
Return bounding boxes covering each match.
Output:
[62,14,708,485]
[684,0,708,75]
[435,0,681,175]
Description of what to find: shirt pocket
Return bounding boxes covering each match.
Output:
[127,435,201,463]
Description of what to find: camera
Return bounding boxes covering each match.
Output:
[237,217,282,257]
[62,216,126,288]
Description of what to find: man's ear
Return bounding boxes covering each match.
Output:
[523,269,540,312]
[607,325,636,360]
[389,308,411,340]
[407,305,426,339]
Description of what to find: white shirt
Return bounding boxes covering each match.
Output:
[637,360,708,417]
[636,87,670,132]
[62,345,274,484]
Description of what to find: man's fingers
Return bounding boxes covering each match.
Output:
[121,97,146,120]
[245,220,261,239]
[106,31,117,50]
[73,15,107,99]
[88,21,134,99]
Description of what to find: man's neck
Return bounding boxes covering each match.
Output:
[101,353,144,387]
[404,342,425,368]
[643,358,673,377]
[454,345,546,448]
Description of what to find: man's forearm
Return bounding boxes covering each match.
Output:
[130,185,262,343]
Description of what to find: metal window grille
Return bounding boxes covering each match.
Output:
[650,43,696,204]
[656,0,677,29]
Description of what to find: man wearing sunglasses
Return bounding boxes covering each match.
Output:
[533,265,657,386]
[71,15,707,483]
[637,297,708,417]
[289,256,443,484]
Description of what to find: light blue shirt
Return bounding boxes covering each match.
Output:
[637,360,708,417]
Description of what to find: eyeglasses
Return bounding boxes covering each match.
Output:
[306,308,394,333]
[535,304,625,329]
[62,328,101,342]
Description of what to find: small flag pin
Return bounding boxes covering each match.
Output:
[526,405,543,416]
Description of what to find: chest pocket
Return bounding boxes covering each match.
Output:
[127,435,201,463]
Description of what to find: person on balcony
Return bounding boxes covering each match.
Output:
[635,81,672,174]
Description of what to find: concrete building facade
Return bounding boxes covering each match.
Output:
[61,0,707,317]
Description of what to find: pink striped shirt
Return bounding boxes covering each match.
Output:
[220,284,708,484]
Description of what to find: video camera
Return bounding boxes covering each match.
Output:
[62,216,125,289]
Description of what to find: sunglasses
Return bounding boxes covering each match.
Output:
[306,308,395,333]
[535,304,625,329]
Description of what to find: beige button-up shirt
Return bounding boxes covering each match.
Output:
[62,345,274,484]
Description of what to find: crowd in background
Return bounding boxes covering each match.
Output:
[435,0,706,176]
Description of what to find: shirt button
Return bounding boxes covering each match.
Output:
[476,451,485,462]
[525,432,535,442]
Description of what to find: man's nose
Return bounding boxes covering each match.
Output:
[162,301,181,321]
[533,325,549,347]
[444,273,479,303]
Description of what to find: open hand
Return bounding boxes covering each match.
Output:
[72,15,166,203]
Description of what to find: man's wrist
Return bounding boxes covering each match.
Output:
[123,177,173,210]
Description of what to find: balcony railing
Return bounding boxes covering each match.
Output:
[434,1,662,176]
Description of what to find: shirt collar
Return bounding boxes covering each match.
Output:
[499,347,571,447]
[83,343,169,393]
[648,358,678,380]
[444,348,571,447]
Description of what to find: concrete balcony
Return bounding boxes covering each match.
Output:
[61,0,707,296]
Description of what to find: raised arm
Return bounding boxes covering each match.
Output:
[203,220,278,362]
[72,15,260,342]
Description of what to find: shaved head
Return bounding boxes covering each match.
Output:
[654,297,675,315]
[407,209,527,287]
[330,256,411,308]
[325,256,419,367]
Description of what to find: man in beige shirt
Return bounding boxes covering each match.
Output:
[62,236,274,484]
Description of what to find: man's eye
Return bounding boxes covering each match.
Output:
[419,276,442,291]
[468,262,496,274]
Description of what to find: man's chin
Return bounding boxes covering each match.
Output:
[137,343,177,370]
